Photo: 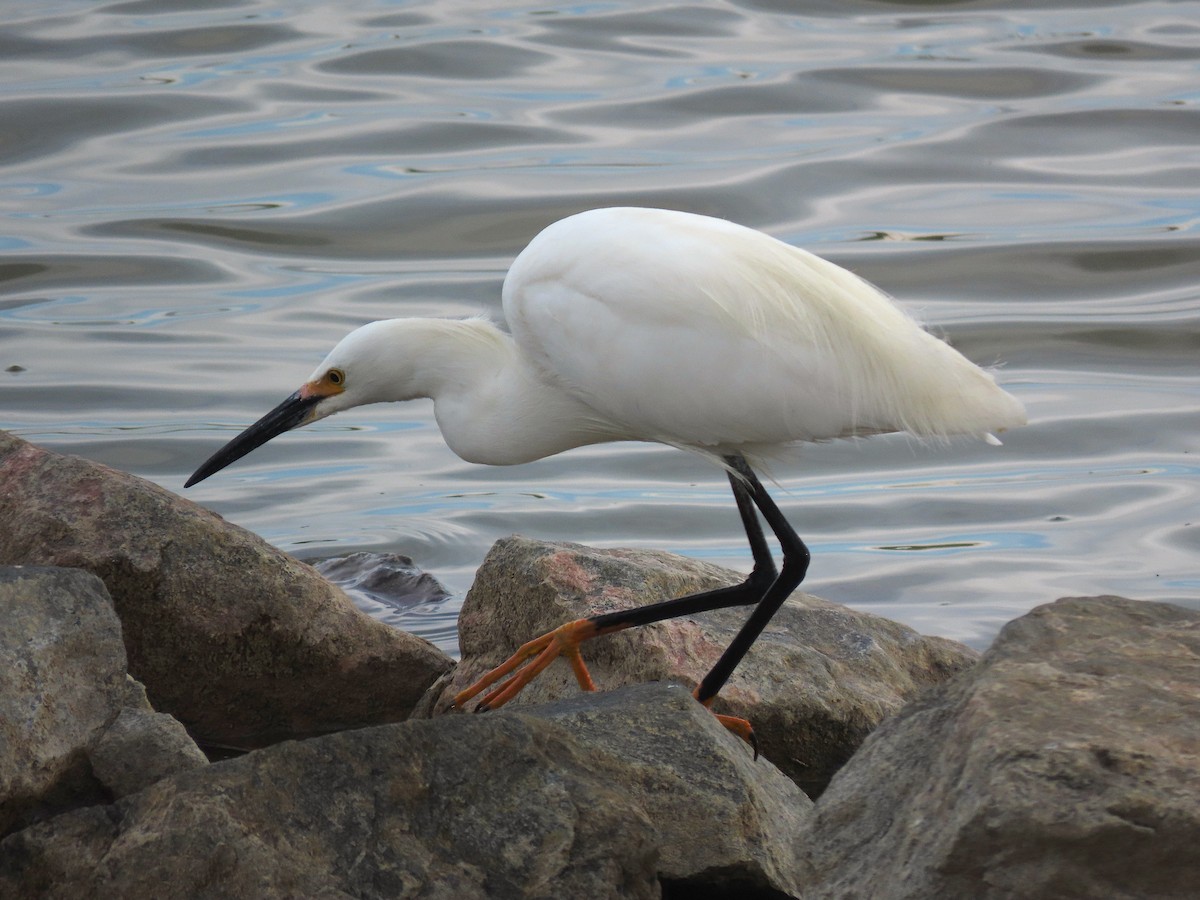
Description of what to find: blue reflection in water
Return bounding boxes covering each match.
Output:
[4,0,1198,655]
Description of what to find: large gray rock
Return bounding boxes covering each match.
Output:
[1,565,208,837]
[798,596,1200,900]
[89,708,209,800]
[0,431,453,749]
[0,684,811,899]
[532,682,810,896]
[0,567,127,836]
[428,536,977,796]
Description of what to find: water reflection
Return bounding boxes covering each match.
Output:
[2,0,1197,655]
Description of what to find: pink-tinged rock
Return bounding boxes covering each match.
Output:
[0,431,452,749]
[424,535,978,796]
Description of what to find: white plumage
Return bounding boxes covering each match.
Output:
[503,208,1024,455]
[259,207,1024,474]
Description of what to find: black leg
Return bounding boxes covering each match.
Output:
[455,454,809,719]
[588,455,779,633]
[586,454,810,702]
[693,455,809,704]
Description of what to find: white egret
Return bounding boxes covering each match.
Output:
[186,207,1026,746]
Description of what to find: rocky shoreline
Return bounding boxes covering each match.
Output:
[2,431,1197,898]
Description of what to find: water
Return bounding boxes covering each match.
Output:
[3,0,1197,658]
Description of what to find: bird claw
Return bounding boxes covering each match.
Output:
[694,688,758,759]
[455,619,762,762]
[712,712,758,759]
[454,618,601,712]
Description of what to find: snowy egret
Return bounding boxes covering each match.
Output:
[186,207,1026,744]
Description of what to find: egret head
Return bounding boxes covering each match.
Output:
[184,322,397,488]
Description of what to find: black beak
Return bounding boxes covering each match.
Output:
[185,390,320,488]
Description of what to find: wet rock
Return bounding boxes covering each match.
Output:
[315,551,453,634]
[0,683,814,898]
[315,551,451,606]
[798,596,1200,900]
[426,535,977,796]
[0,431,454,749]
[89,708,208,800]
[0,567,126,837]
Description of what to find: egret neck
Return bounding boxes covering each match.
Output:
[308,317,628,466]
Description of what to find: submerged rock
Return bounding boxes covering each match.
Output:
[0,431,453,750]
[798,595,1200,900]
[315,551,453,637]
[0,683,812,899]
[315,551,451,607]
[426,535,978,796]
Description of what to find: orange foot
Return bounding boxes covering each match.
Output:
[452,619,760,761]
[454,618,607,712]
[695,690,759,759]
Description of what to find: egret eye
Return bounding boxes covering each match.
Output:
[327,368,345,386]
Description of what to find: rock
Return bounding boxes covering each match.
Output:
[120,674,153,711]
[0,565,209,836]
[0,567,126,836]
[315,551,453,634]
[0,683,813,899]
[427,535,978,796]
[531,682,811,897]
[89,708,208,800]
[798,596,1200,900]
[0,431,453,749]
[0,704,659,898]
[315,551,451,606]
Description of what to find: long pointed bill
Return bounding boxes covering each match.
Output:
[185,390,321,488]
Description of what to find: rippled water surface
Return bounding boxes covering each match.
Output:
[4,0,1198,656]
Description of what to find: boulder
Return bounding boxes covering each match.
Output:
[425,536,978,796]
[0,684,812,899]
[0,431,453,749]
[89,708,209,800]
[532,682,811,897]
[798,596,1200,900]
[1,564,208,837]
[0,567,127,836]
[314,551,451,607]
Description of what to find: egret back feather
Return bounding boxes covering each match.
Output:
[504,207,1025,451]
